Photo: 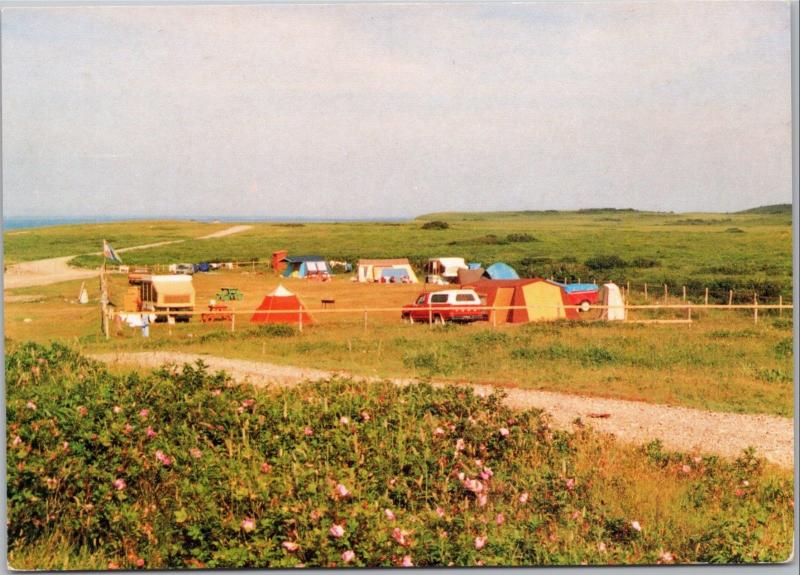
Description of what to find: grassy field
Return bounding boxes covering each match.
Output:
[6,343,793,568]
[4,207,792,300]
[3,270,793,417]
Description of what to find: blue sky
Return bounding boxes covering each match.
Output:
[1,2,792,219]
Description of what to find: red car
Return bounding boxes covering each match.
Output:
[402,289,488,324]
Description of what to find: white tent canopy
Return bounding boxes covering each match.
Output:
[600,283,626,321]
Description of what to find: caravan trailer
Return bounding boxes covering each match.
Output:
[139,275,196,322]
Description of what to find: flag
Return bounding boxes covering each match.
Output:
[103,240,123,263]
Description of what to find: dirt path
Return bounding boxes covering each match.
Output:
[3,225,253,290]
[91,351,794,469]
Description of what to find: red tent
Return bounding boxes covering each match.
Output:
[250,285,313,325]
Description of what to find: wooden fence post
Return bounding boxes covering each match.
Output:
[753,293,758,324]
[492,306,497,328]
[682,285,686,301]
[688,303,692,321]
[779,295,783,318]
[704,287,709,305]
[644,283,648,301]
[663,284,668,304]
[728,290,733,307]
[299,309,303,332]
[363,310,368,331]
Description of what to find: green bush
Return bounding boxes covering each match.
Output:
[421,220,450,230]
[584,255,627,271]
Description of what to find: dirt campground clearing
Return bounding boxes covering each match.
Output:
[91,351,794,469]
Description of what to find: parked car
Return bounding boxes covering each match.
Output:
[175,263,195,275]
[401,289,488,324]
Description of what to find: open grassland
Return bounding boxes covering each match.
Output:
[6,343,793,569]
[2,220,233,264]
[4,208,792,300]
[4,271,793,417]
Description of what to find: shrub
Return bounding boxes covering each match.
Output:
[506,233,537,243]
[248,324,297,338]
[421,220,449,230]
[584,255,627,271]
[630,257,661,268]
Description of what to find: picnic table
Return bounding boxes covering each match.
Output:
[216,287,244,301]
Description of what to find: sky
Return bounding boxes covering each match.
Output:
[1,1,793,219]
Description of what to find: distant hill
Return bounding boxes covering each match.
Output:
[736,204,792,214]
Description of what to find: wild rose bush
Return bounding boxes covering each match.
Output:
[6,342,794,569]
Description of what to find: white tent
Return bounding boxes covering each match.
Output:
[600,283,626,321]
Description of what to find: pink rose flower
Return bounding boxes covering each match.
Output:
[145,426,157,438]
[303,426,313,436]
[659,550,675,564]
[260,462,271,473]
[211,389,222,396]
[385,509,396,521]
[400,555,413,567]
[335,483,350,498]
[455,438,465,452]
[26,401,37,411]
[565,478,576,491]
[282,541,299,552]
[12,435,22,446]
[341,550,355,564]
[597,542,607,553]
[138,408,149,419]
[499,427,510,437]
[112,405,122,414]
[681,464,692,474]
[361,411,371,421]
[495,513,505,525]
[433,427,445,437]
[478,493,488,507]
[189,448,202,459]
[329,524,345,538]
[340,416,350,425]
[392,527,410,547]
[241,518,256,532]
[123,423,134,434]
[155,450,172,466]
[631,520,642,532]
[112,478,126,491]
[519,492,529,504]
[474,535,487,550]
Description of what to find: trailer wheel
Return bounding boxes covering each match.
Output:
[579,300,591,312]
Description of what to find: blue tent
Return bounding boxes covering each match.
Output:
[281,256,332,278]
[484,262,519,280]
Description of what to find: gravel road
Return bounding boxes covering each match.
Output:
[91,351,794,469]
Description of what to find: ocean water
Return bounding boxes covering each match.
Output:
[2,215,409,231]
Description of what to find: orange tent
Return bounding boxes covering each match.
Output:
[250,285,313,325]
[463,278,568,323]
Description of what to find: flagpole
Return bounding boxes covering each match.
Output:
[101,240,109,340]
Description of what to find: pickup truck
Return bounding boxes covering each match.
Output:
[401,289,488,324]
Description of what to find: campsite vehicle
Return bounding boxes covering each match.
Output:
[401,289,488,324]
[138,274,195,322]
[201,303,233,323]
[127,266,151,285]
[425,258,468,284]
[554,282,599,315]
[216,287,244,301]
[175,263,195,275]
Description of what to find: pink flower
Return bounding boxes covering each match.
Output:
[735,488,745,497]
[112,405,122,414]
[571,510,582,520]
[631,520,642,532]
[463,478,484,493]
[340,416,350,425]
[499,427,510,437]
[435,506,445,518]
[597,542,607,553]
[400,555,414,567]
[138,408,149,419]
[455,438,465,452]
[26,401,37,411]
[478,493,488,507]
[692,455,702,464]
[189,448,202,459]
[12,435,22,446]
[565,478,576,491]
[479,467,493,480]
[155,450,172,466]
[282,541,299,552]
[123,423,134,434]
[741,480,750,487]
[659,550,675,564]
[145,426,157,438]
[360,411,371,421]
[433,427,445,437]
[519,492,529,504]
[341,550,355,564]
[329,524,345,538]
[335,483,350,498]
[474,535,487,550]
[495,513,505,525]
[77,406,88,417]
[242,398,255,408]
[211,389,222,396]
[241,518,256,532]
[681,464,692,474]
[392,527,411,547]
[62,441,69,450]
[385,508,396,521]
[135,558,145,568]
[112,478,126,491]
[260,462,271,473]
[303,426,313,436]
